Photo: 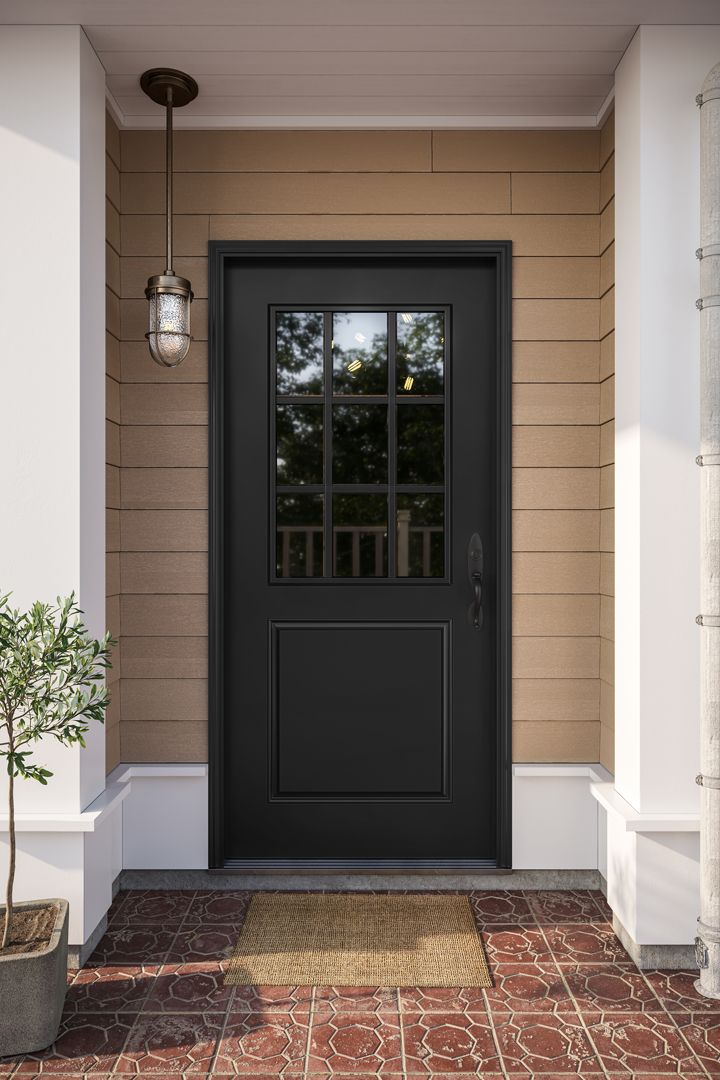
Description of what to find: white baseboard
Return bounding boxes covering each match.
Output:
[109,763,209,870]
[512,763,612,870]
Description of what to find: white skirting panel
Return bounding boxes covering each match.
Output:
[2,760,644,950]
[512,764,613,870]
[112,764,209,870]
[115,762,609,873]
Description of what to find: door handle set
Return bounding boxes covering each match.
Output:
[467,533,484,630]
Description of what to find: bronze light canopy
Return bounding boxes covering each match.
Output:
[140,69,198,368]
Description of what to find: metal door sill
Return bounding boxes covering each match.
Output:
[216,859,505,874]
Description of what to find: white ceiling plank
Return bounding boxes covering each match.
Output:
[116,94,605,117]
[99,50,624,77]
[12,0,717,130]
[86,24,637,53]
[108,74,614,98]
[4,0,720,27]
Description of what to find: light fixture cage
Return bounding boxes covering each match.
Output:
[145,274,193,369]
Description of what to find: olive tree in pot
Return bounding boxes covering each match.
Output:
[0,594,111,1057]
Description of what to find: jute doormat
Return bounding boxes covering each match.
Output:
[224,893,491,987]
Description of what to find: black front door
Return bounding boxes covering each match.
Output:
[209,241,511,869]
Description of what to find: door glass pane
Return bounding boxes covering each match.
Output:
[276,405,323,485]
[276,495,323,577]
[332,312,388,395]
[332,405,388,484]
[333,495,387,578]
[397,404,444,485]
[397,312,445,396]
[397,495,444,578]
[276,311,324,394]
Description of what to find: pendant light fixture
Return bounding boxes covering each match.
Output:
[140,68,198,368]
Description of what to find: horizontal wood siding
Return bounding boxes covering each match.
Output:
[116,126,610,766]
[598,112,615,772]
[106,111,121,773]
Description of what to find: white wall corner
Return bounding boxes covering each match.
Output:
[610,22,720,951]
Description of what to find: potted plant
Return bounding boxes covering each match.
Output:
[0,593,112,1057]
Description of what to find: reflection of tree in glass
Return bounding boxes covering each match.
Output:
[276,494,323,577]
[332,406,388,483]
[398,494,444,577]
[276,312,324,394]
[397,405,444,484]
[333,315,387,395]
[397,313,444,395]
[276,406,323,485]
[333,494,387,577]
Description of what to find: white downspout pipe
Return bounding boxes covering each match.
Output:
[696,60,720,1000]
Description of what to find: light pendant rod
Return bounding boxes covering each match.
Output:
[140,68,198,369]
[165,86,174,275]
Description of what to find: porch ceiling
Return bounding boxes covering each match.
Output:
[3,0,720,128]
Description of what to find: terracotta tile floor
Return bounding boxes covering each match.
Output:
[4,889,720,1077]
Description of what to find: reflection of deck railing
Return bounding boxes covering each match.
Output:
[277,521,442,577]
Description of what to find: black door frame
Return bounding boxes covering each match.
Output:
[208,240,513,869]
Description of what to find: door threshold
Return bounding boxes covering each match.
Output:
[216,859,505,874]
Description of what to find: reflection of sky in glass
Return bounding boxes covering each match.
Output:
[332,312,387,354]
[332,312,388,394]
[276,311,324,395]
[397,311,444,395]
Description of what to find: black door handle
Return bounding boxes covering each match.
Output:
[467,533,484,630]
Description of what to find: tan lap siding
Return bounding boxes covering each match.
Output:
[116,128,606,766]
[599,112,615,772]
[105,111,121,773]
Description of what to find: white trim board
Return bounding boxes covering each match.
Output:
[105,86,615,130]
[592,782,700,832]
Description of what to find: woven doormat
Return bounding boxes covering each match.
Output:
[224,893,491,987]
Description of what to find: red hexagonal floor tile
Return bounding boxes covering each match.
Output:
[671,1012,720,1076]
[312,987,399,1018]
[483,963,574,1017]
[88,926,177,966]
[230,985,314,1017]
[64,964,155,1013]
[644,968,720,1013]
[481,925,554,965]
[13,1013,134,1074]
[307,1011,403,1074]
[543,923,633,965]
[165,925,239,964]
[108,892,193,926]
[117,1011,224,1074]
[562,964,664,1015]
[398,985,487,1015]
[469,891,534,924]
[526,890,609,924]
[585,1011,705,1074]
[142,963,234,1013]
[215,1012,310,1074]
[401,1010,500,1074]
[184,892,252,926]
[493,1011,602,1074]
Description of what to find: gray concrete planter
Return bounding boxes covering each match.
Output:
[0,899,68,1058]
